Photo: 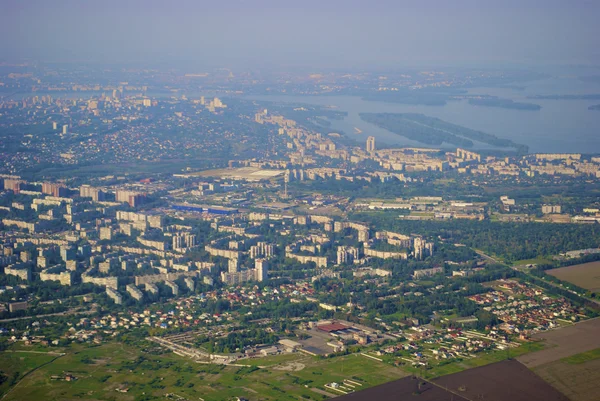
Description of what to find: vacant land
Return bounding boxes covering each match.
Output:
[518,317,600,368]
[1,342,408,401]
[534,348,600,401]
[333,375,470,401]
[547,261,600,292]
[335,360,569,401]
[0,351,59,398]
[434,359,569,401]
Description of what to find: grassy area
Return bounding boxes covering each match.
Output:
[513,257,554,266]
[1,342,408,401]
[0,338,550,400]
[235,353,306,367]
[561,348,600,365]
[0,351,58,397]
[398,340,547,379]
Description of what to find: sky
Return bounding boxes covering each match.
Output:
[1,0,599,70]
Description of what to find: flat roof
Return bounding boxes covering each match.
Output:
[317,322,349,333]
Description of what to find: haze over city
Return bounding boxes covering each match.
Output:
[2,0,600,68]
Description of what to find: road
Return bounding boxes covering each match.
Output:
[473,249,503,265]
[0,307,96,323]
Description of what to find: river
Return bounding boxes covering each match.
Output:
[247,76,600,153]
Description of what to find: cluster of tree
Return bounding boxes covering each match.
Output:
[354,218,600,262]
[240,300,318,321]
[468,97,541,111]
[196,328,279,354]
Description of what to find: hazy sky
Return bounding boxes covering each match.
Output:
[1,0,599,69]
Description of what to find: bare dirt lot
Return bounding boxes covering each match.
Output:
[434,359,570,401]
[517,317,600,368]
[547,261,600,292]
[334,360,569,401]
[332,375,470,401]
[534,357,600,401]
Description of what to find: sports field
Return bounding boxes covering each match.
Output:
[547,261,600,292]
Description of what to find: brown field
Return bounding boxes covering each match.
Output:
[547,261,600,292]
[333,375,469,401]
[434,359,569,401]
[517,317,600,368]
[334,360,569,401]
[534,358,600,401]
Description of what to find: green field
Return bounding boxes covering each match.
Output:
[513,257,554,266]
[562,348,600,364]
[0,338,550,400]
[0,343,408,401]
[0,351,59,398]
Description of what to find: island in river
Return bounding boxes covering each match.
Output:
[468,97,541,110]
[359,112,528,153]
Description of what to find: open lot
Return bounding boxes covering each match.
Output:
[333,375,470,401]
[434,359,569,401]
[335,360,569,401]
[194,167,285,181]
[547,261,600,292]
[533,349,600,401]
[0,351,59,398]
[1,342,408,401]
[517,317,600,368]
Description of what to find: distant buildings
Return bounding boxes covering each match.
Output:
[456,148,481,162]
[413,266,444,279]
[542,205,562,214]
[221,259,268,285]
[106,287,122,304]
[115,190,146,207]
[366,136,376,153]
[42,182,67,197]
[79,185,105,201]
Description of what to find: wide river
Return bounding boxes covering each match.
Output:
[247,76,600,154]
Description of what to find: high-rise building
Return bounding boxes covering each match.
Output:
[3,178,24,194]
[99,227,113,241]
[115,190,145,207]
[60,246,76,261]
[414,237,434,260]
[42,182,67,197]
[337,246,359,265]
[255,259,268,282]
[366,136,376,153]
[80,185,105,201]
[52,122,58,130]
[228,258,239,273]
[172,235,184,250]
[62,124,68,135]
[358,230,370,242]
[249,242,275,259]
